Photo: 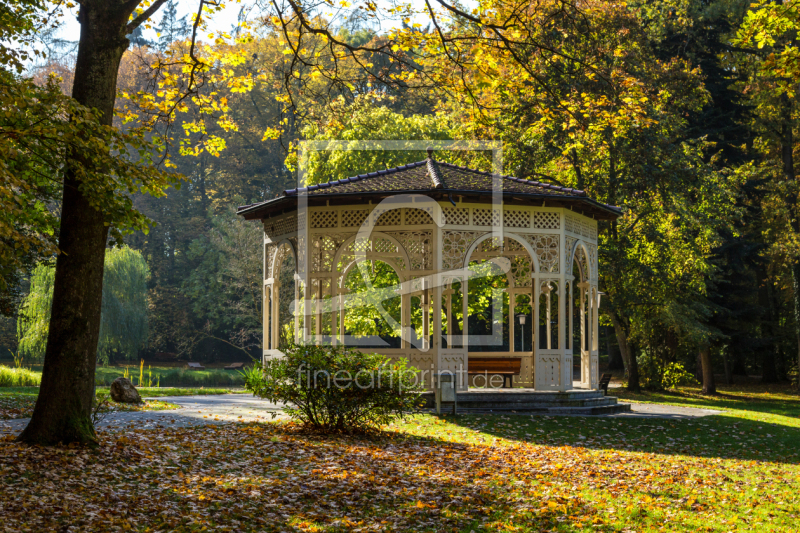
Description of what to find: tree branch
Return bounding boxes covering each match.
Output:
[126,0,170,33]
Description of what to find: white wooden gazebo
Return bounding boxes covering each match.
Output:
[238,153,621,391]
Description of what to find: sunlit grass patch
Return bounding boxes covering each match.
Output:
[0,387,179,419]
[0,365,41,387]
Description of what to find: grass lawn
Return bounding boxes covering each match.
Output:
[0,386,239,420]
[0,383,798,531]
[4,363,249,388]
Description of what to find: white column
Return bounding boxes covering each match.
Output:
[421,280,430,351]
[558,280,569,392]
[339,287,348,344]
[568,281,573,353]
[263,284,271,353]
[272,282,280,350]
[543,283,552,350]
[443,285,454,348]
[591,285,600,389]
[432,277,442,376]
[295,278,302,344]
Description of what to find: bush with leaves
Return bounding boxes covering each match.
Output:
[637,351,698,391]
[243,343,422,432]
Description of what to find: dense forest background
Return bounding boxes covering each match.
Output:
[2,0,799,390]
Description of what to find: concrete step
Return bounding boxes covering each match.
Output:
[420,390,629,414]
[428,402,632,415]
[545,403,632,415]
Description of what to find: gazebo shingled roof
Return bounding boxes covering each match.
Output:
[237,157,621,221]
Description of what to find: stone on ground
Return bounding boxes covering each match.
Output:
[110,377,142,404]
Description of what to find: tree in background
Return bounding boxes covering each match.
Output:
[17,247,150,365]
[291,95,453,186]
[182,207,263,357]
[154,0,189,50]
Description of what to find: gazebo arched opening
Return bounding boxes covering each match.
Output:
[339,259,402,349]
[570,242,598,389]
[266,241,298,352]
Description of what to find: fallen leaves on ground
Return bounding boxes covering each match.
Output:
[1,417,799,532]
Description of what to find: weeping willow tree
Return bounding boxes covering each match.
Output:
[17,247,149,364]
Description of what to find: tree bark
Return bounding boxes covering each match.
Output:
[606,326,624,370]
[700,346,716,395]
[609,310,639,391]
[18,1,141,445]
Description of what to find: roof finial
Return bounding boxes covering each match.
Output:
[427,146,434,160]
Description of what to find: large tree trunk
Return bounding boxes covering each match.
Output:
[18,1,136,445]
[609,310,639,391]
[606,326,624,370]
[700,346,716,395]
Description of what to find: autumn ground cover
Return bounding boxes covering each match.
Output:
[1,384,799,532]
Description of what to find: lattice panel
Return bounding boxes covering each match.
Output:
[351,238,370,253]
[473,208,501,226]
[504,210,530,228]
[471,236,529,257]
[373,237,399,254]
[587,244,597,280]
[265,215,297,238]
[590,354,599,389]
[566,236,577,264]
[387,231,432,270]
[442,231,485,270]
[374,209,401,226]
[536,355,561,390]
[510,255,532,287]
[533,211,560,230]
[505,238,525,253]
[565,214,576,233]
[580,219,597,241]
[406,208,434,225]
[476,236,500,254]
[265,243,277,278]
[523,234,559,273]
[311,211,337,229]
[341,210,369,228]
[574,245,589,281]
[297,213,306,232]
[443,207,469,225]
[311,234,348,273]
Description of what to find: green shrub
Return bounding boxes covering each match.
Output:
[638,352,697,391]
[0,365,42,387]
[243,343,422,432]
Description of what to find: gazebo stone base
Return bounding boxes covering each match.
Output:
[419,388,631,415]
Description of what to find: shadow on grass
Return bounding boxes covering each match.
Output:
[434,411,800,465]
[612,385,800,418]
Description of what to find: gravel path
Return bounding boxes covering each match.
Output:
[0,394,723,436]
